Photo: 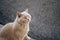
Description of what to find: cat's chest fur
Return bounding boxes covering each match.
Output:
[14,22,29,31]
[0,22,29,40]
[13,22,29,38]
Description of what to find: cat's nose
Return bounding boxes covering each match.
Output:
[27,19,29,21]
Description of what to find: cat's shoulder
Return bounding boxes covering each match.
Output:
[4,22,13,26]
[2,22,13,29]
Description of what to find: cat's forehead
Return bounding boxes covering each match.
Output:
[21,12,31,17]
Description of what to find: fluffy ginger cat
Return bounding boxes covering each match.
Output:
[0,9,31,40]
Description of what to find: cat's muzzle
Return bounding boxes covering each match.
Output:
[26,19,30,22]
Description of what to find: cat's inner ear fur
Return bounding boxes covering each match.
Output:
[24,8,29,13]
[16,11,22,18]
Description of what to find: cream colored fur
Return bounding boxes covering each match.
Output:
[0,9,31,40]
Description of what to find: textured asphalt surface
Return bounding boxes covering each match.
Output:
[0,0,60,40]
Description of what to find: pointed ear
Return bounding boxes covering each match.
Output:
[25,8,29,13]
[16,11,22,17]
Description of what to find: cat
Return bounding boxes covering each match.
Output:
[0,9,31,40]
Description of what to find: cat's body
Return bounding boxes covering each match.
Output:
[0,9,31,40]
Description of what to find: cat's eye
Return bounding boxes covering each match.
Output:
[23,16,27,19]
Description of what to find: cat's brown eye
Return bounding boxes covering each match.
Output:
[23,16,27,19]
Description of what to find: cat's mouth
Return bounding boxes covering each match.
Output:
[22,19,30,23]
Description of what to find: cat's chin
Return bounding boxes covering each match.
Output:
[17,21,29,24]
[22,19,30,23]
[23,21,29,23]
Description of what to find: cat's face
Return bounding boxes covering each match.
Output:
[16,9,31,24]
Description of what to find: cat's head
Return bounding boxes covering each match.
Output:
[16,9,31,24]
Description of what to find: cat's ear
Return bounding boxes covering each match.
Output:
[16,11,22,18]
[24,8,29,13]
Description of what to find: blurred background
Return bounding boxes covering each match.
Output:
[0,0,60,40]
